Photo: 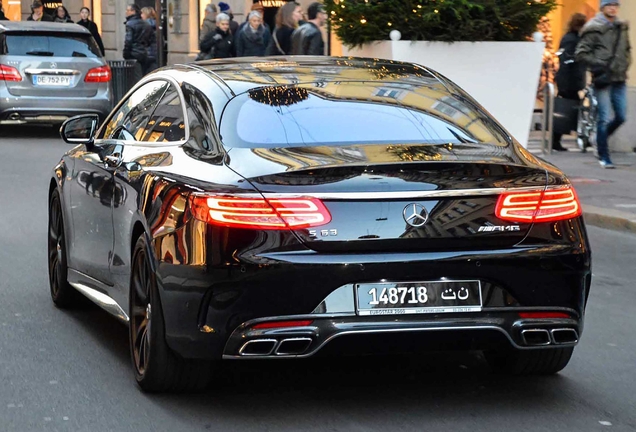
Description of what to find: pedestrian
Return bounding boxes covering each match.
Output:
[199,13,235,59]
[141,7,158,74]
[576,0,631,169]
[123,3,152,83]
[218,2,239,35]
[0,3,9,20]
[552,13,588,151]
[236,11,271,57]
[26,1,53,21]
[291,2,327,55]
[77,7,105,56]
[200,3,217,44]
[53,5,73,23]
[236,2,270,39]
[266,2,302,55]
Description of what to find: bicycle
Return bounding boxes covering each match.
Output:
[576,84,598,153]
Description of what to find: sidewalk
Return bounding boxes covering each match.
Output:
[528,134,636,233]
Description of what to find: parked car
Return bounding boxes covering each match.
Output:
[49,57,591,392]
[0,21,112,125]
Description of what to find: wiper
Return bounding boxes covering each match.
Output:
[25,51,55,56]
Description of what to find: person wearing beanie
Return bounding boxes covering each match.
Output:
[218,2,239,34]
[576,0,631,169]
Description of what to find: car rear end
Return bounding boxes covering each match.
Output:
[156,78,591,373]
[0,23,112,125]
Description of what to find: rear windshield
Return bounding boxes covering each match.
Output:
[220,86,509,149]
[2,32,101,58]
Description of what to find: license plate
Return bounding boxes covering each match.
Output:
[33,75,72,87]
[356,280,482,316]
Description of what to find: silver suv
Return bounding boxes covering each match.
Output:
[0,22,113,125]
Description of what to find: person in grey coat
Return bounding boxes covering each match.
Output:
[236,11,271,57]
[575,0,631,168]
[200,3,217,43]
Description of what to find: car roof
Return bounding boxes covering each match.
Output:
[0,21,90,34]
[188,56,446,95]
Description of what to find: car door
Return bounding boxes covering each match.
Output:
[108,83,188,302]
[68,80,169,287]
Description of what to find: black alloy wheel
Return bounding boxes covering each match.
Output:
[48,190,82,308]
[129,235,212,393]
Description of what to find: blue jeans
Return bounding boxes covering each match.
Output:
[596,82,627,161]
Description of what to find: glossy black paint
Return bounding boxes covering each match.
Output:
[50,57,591,361]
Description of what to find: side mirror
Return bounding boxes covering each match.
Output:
[60,114,100,145]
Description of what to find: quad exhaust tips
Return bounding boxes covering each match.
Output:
[239,338,313,357]
[521,328,579,346]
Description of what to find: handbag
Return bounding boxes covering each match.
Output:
[593,26,622,89]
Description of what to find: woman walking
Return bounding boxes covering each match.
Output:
[200,13,235,59]
[266,2,302,55]
[53,5,73,23]
[553,13,588,151]
[236,11,271,57]
[77,7,105,56]
[141,7,158,73]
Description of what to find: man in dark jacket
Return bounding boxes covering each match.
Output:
[78,7,105,56]
[123,4,152,83]
[291,2,326,56]
[26,1,53,21]
[576,0,631,168]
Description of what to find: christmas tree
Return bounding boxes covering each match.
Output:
[324,0,557,47]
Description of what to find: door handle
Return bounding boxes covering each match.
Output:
[103,153,123,168]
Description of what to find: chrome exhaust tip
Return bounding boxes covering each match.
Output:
[8,112,20,121]
[521,328,551,346]
[239,339,277,356]
[551,328,579,344]
[275,338,312,356]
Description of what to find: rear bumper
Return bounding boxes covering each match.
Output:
[155,239,591,361]
[0,93,112,124]
[222,312,582,359]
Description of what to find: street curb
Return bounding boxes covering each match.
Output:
[583,205,636,234]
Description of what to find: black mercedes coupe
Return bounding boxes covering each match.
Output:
[48,57,591,392]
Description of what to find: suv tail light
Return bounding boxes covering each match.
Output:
[496,186,581,223]
[0,64,22,82]
[190,195,332,230]
[85,65,111,83]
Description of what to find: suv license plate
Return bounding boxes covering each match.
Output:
[33,75,72,86]
[356,280,482,316]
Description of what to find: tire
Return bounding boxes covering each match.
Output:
[485,347,574,376]
[48,190,83,308]
[129,235,211,393]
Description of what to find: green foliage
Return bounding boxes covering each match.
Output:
[324,0,557,46]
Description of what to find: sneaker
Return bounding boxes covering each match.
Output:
[599,159,616,169]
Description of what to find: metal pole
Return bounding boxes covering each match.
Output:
[546,82,555,155]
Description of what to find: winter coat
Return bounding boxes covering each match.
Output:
[236,24,271,57]
[27,13,53,21]
[78,19,105,56]
[266,25,295,55]
[576,12,631,83]
[555,31,586,99]
[200,16,216,43]
[123,13,152,64]
[291,22,324,56]
[200,27,234,59]
[53,16,73,23]
[146,18,157,62]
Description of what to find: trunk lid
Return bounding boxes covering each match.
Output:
[226,144,548,252]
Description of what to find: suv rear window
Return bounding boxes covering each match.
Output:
[2,32,101,58]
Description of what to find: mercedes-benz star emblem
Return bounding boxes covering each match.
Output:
[50,62,57,69]
[403,203,429,228]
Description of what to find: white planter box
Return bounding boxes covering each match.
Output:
[342,41,545,148]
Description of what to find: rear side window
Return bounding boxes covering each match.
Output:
[141,87,187,142]
[3,32,101,58]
